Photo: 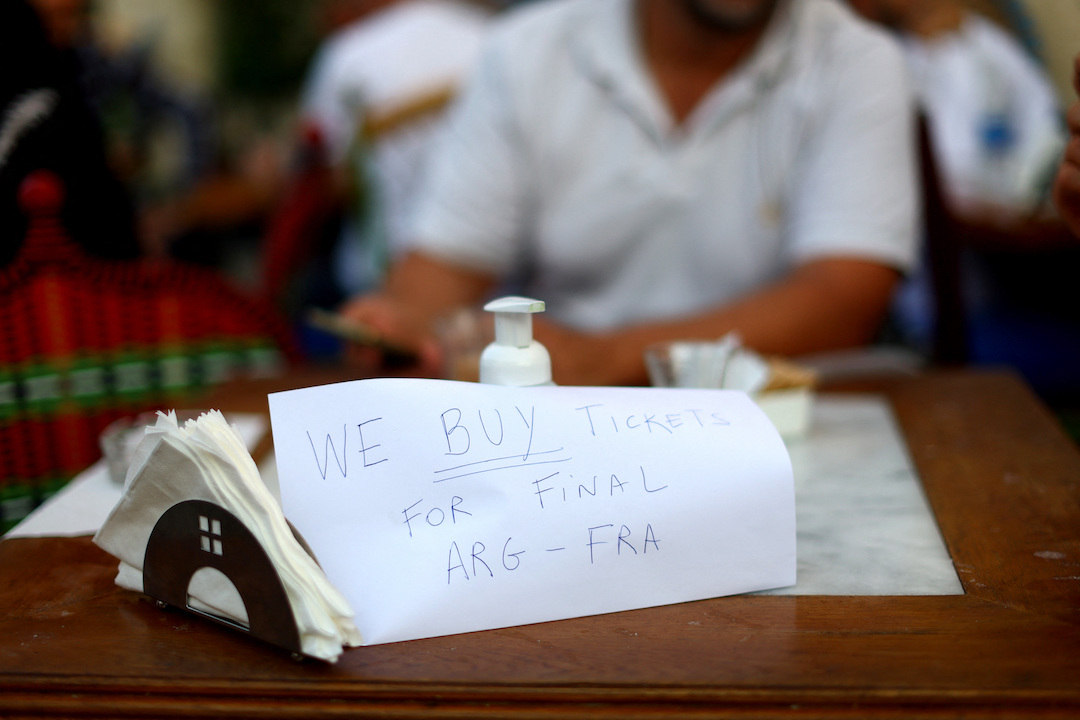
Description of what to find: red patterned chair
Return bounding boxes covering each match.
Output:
[0,170,298,531]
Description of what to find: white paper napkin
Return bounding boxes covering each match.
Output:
[93,410,361,662]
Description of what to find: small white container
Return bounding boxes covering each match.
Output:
[479,296,554,387]
[644,339,814,439]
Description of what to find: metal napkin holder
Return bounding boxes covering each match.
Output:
[142,499,314,660]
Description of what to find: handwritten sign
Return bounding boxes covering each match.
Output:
[268,379,795,645]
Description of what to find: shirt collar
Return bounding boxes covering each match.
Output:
[570,0,798,137]
[568,0,663,139]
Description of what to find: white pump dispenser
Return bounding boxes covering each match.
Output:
[479,296,554,386]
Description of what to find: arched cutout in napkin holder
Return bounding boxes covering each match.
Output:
[142,499,305,658]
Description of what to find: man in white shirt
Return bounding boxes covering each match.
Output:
[342,0,919,385]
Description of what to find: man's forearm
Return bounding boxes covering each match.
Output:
[549,258,900,386]
[383,250,495,320]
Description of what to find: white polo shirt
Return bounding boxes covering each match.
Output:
[409,0,918,331]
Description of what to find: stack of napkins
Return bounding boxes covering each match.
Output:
[644,334,817,438]
[93,410,361,662]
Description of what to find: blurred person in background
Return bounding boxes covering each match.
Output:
[296,0,493,304]
[849,0,1065,215]
[853,0,1080,401]
[1,0,139,265]
[24,0,226,262]
[37,0,216,204]
[20,0,297,277]
[339,0,919,386]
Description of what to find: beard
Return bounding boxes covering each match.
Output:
[681,0,780,32]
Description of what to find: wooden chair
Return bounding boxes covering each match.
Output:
[0,170,298,531]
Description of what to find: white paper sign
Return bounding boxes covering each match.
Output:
[268,378,795,645]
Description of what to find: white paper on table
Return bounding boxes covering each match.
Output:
[268,378,795,645]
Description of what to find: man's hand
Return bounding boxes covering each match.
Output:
[336,250,495,376]
[337,292,443,375]
[532,320,623,387]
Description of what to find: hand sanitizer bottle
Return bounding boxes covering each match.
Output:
[479,296,554,386]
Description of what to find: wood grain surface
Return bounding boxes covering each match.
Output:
[1,369,1077,719]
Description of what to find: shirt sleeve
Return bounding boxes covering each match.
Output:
[405,31,533,276]
[785,22,919,274]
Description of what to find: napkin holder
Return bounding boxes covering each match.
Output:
[142,499,308,659]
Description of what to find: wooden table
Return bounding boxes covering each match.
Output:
[2,369,1078,718]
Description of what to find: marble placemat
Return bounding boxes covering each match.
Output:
[764,394,963,595]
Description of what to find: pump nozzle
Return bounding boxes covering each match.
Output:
[479,296,553,386]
